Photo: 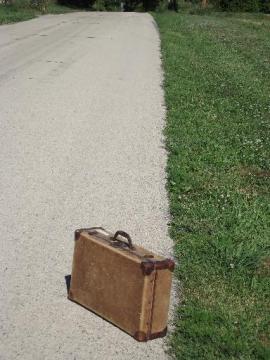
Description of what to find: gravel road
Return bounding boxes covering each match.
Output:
[0,12,173,360]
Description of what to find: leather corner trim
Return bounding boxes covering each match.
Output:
[149,327,167,340]
[134,327,168,342]
[141,259,175,275]
[74,229,84,241]
[167,259,175,272]
[141,261,155,276]
[134,331,147,342]
[155,259,175,272]
[74,229,82,241]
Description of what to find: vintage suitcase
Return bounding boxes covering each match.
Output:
[68,227,174,342]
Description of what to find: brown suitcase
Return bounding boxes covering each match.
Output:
[68,227,174,342]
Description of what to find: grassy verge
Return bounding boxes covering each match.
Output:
[153,11,270,359]
[0,2,75,25]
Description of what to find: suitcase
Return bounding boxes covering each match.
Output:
[68,227,174,342]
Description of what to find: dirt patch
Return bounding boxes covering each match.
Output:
[238,166,270,178]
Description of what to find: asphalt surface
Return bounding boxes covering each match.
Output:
[0,12,173,360]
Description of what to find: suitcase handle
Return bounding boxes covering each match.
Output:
[113,230,134,250]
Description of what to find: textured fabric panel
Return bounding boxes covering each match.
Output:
[70,234,144,335]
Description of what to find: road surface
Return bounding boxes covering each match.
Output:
[0,12,173,360]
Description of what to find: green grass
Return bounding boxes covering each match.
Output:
[0,2,75,25]
[0,4,36,24]
[46,2,77,14]
[153,11,270,359]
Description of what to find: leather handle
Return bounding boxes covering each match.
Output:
[113,230,134,250]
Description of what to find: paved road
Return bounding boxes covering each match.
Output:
[0,12,173,360]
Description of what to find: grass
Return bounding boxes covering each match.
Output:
[153,10,270,360]
[0,3,37,24]
[0,2,75,25]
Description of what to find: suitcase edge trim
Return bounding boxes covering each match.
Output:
[141,259,175,275]
[75,227,107,240]
[134,327,168,342]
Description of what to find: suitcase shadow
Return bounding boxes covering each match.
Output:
[65,274,71,295]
